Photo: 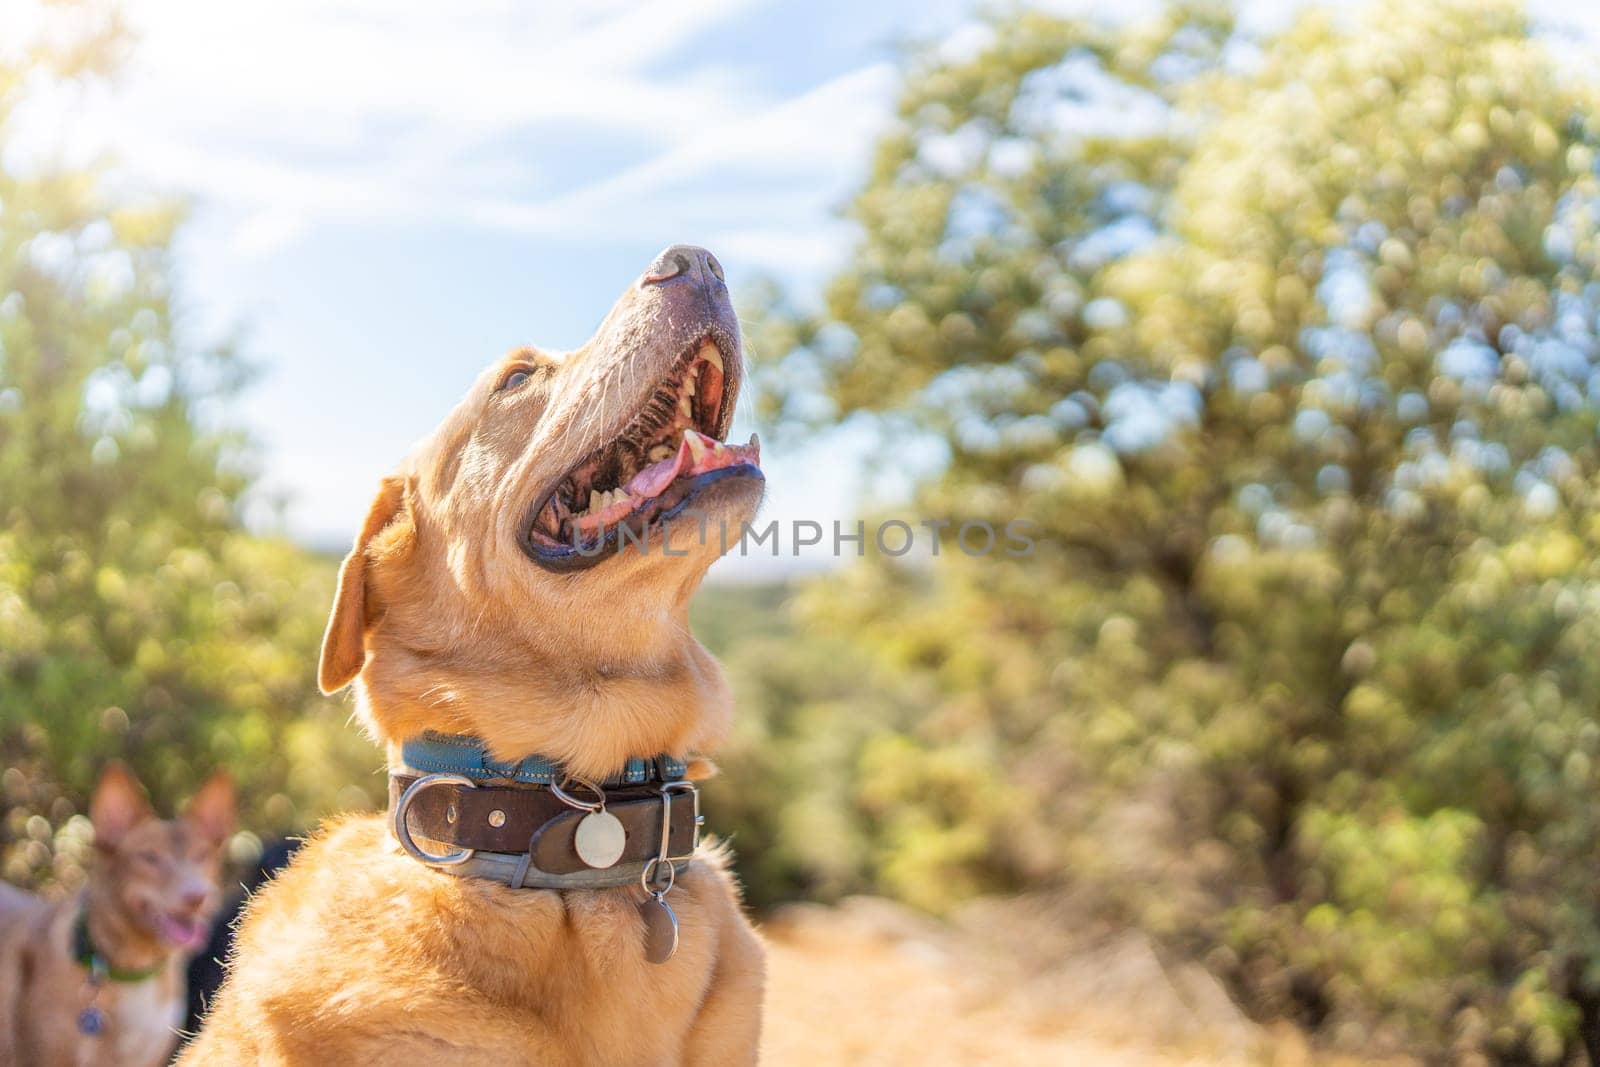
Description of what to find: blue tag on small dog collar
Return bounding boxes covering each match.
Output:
[78,1005,105,1036]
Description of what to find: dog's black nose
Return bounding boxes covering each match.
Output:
[641,244,725,290]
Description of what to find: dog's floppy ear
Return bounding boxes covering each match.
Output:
[90,761,154,850]
[184,769,236,847]
[319,474,411,694]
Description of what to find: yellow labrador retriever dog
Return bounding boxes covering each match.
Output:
[0,762,234,1067]
[181,246,765,1065]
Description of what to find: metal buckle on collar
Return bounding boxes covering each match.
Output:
[660,779,701,866]
[642,781,700,893]
[393,773,478,866]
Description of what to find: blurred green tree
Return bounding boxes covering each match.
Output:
[0,4,377,892]
[745,0,1600,1059]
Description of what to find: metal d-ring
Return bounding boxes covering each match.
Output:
[393,773,478,866]
[550,775,605,813]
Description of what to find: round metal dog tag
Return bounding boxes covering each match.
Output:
[574,809,626,869]
[640,893,679,965]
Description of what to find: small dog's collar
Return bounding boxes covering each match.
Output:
[73,908,162,984]
[401,730,687,786]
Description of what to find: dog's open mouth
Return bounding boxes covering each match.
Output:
[523,337,762,565]
[153,909,209,951]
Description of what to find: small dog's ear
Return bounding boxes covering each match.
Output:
[184,769,236,847]
[90,762,154,849]
[319,474,412,694]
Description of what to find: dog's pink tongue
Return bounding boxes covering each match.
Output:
[157,914,208,951]
[626,438,693,498]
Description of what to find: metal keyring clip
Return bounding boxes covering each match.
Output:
[393,772,478,866]
[640,855,677,895]
[550,775,605,813]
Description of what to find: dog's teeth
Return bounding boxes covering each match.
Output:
[588,490,602,513]
[683,373,697,396]
[649,444,673,462]
[685,432,708,464]
[537,497,559,534]
[702,345,723,372]
[678,392,693,419]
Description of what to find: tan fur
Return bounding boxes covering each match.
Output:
[183,251,766,1065]
[183,819,762,1065]
[0,763,235,1066]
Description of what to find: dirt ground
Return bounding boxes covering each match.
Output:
[758,898,1401,1067]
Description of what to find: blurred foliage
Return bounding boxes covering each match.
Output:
[0,5,379,896]
[739,0,1600,1060]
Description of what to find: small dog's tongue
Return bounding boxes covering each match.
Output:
[157,914,208,951]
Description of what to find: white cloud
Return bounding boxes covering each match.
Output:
[462,63,898,260]
[232,210,312,258]
[58,0,899,271]
[121,0,880,273]
[8,0,807,256]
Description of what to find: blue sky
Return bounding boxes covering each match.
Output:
[6,0,1600,576]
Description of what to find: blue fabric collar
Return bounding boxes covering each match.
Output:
[400,731,687,786]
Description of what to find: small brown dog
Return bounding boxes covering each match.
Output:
[0,762,235,1066]
[181,245,766,1065]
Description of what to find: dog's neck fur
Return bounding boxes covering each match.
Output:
[82,879,168,976]
[363,599,732,779]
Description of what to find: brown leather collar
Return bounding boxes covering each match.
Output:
[388,774,700,889]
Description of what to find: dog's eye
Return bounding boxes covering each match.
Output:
[499,366,536,391]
